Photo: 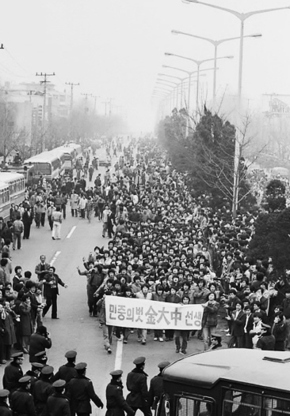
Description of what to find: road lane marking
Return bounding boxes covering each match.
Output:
[50,251,61,266]
[114,337,123,370]
[67,226,76,239]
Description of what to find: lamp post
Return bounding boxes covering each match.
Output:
[172,29,261,107]
[156,80,177,110]
[162,65,209,113]
[164,52,233,112]
[158,73,185,108]
[183,0,290,216]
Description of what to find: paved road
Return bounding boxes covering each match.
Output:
[0,155,208,416]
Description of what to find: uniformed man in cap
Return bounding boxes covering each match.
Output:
[2,352,24,392]
[10,376,36,416]
[34,350,48,365]
[0,389,12,416]
[126,357,151,416]
[106,370,135,416]
[52,350,78,383]
[67,362,104,416]
[47,379,71,416]
[33,365,54,415]
[148,361,170,410]
[25,362,44,395]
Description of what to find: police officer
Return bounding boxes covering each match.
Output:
[25,362,44,395]
[33,365,54,415]
[34,350,48,365]
[67,362,104,416]
[126,357,151,416]
[52,350,78,383]
[106,370,135,416]
[47,379,71,416]
[148,361,170,410]
[0,389,12,416]
[10,376,37,416]
[2,352,24,392]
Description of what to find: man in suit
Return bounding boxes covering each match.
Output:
[243,305,254,348]
[42,266,68,319]
[22,207,33,240]
[35,255,51,282]
[227,301,246,348]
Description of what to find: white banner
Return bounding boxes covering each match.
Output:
[105,297,204,330]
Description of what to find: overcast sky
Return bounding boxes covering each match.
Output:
[1,0,290,132]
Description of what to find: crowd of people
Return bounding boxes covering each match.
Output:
[72,137,290,355]
[0,135,290,414]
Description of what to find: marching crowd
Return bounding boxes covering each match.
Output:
[0,135,290,415]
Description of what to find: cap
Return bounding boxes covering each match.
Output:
[52,379,66,388]
[41,366,54,375]
[31,362,45,369]
[35,351,47,358]
[211,331,222,338]
[19,376,31,384]
[65,350,77,359]
[110,369,123,377]
[11,352,23,359]
[75,362,87,371]
[158,361,170,370]
[133,357,146,366]
[0,389,9,398]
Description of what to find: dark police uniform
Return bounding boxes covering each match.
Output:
[148,361,170,410]
[47,380,71,416]
[52,351,78,383]
[33,366,54,416]
[67,362,103,416]
[10,376,37,416]
[126,357,151,416]
[106,370,135,416]
[0,389,12,416]
[2,353,24,392]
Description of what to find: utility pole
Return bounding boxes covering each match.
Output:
[102,98,112,117]
[65,82,80,113]
[36,72,55,151]
[91,95,100,114]
[82,93,92,113]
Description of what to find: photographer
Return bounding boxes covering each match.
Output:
[29,325,52,363]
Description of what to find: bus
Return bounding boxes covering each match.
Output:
[0,172,26,206]
[0,181,11,220]
[161,349,290,416]
[24,151,62,181]
[54,143,82,175]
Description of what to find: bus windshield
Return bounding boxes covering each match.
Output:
[33,162,52,175]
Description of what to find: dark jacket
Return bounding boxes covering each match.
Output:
[34,378,54,414]
[202,301,219,328]
[47,392,71,416]
[43,273,66,297]
[106,380,135,416]
[148,374,164,409]
[67,375,103,414]
[29,332,52,363]
[231,311,246,337]
[52,363,77,383]
[0,401,12,416]
[126,368,149,408]
[3,362,23,392]
[10,388,37,416]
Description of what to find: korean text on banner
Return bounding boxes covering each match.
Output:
[105,296,204,330]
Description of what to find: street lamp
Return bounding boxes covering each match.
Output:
[171,29,261,106]
[156,81,178,109]
[158,73,185,108]
[162,65,209,113]
[183,0,290,215]
[164,52,233,112]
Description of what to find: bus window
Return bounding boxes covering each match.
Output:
[177,396,212,416]
[223,389,261,416]
[263,397,290,416]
